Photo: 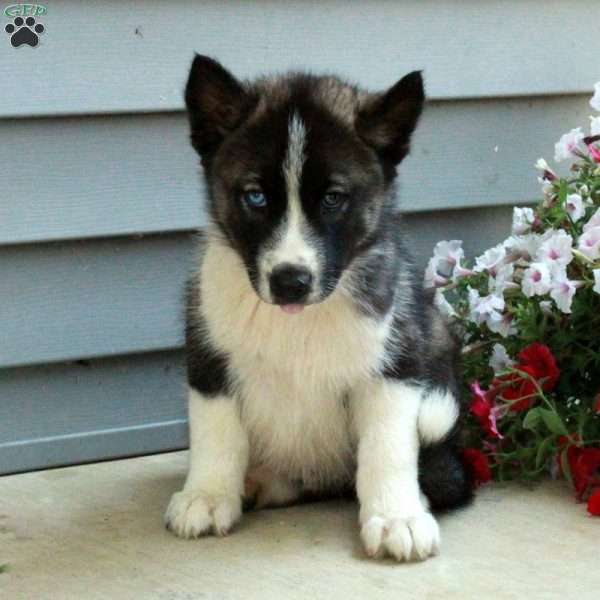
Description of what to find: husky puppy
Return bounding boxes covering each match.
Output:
[165,55,472,561]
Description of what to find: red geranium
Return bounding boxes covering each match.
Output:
[461,448,492,488]
[517,343,560,391]
[493,365,539,412]
[566,446,600,500]
[588,489,600,516]
[493,343,560,412]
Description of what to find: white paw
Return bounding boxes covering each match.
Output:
[360,511,440,561]
[165,489,242,538]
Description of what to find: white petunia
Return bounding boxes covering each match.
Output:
[512,207,536,235]
[434,289,456,318]
[539,180,555,199]
[474,243,506,276]
[468,288,504,324]
[504,233,543,260]
[487,311,518,338]
[434,240,464,263]
[578,226,600,260]
[539,300,554,316]
[549,270,581,314]
[467,288,514,336]
[522,262,552,297]
[554,127,585,162]
[424,240,469,288]
[535,229,573,268]
[489,263,517,296]
[535,158,551,172]
[591,116,600,136]
[565,193,585,222]
[591,82,600,111]
[593,270,600,295]
[584,208,600,232]
[424,258,447,288]
[489,343,515,374]
[454,263,475,280]
[534,158,557,182]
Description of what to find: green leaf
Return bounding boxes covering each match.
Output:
[535,437,554,469]
[522,407,542,431]
[558,179,568,204]
[0,564,8,574]
[539,409,568,436]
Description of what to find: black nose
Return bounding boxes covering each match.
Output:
[269,264,313,304]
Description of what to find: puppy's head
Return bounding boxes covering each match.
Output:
[185,55,424,312]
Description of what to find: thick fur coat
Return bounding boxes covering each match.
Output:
[165,55,472,561]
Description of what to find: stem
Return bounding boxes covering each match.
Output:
[572,248,593,264]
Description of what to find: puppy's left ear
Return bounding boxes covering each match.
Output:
[356,71,425,165]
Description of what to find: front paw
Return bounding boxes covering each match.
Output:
[165,488,242,538]
[360,511,440,561]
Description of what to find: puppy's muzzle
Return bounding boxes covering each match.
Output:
[269,263,313,305]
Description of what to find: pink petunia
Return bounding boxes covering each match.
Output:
[470,382,503,439]
[588,144,600,163]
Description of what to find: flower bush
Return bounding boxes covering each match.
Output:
[426,83,600,516]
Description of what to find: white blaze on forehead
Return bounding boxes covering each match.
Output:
[283,112,307,200]
[277,112,310,265]
[258,112,320,300]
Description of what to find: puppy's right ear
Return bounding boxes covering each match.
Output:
[185,55,255,162]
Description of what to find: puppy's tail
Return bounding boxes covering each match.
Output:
[417,388,459,446]
[417,388,473,512]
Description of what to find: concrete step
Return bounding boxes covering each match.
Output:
[0,452,595,599]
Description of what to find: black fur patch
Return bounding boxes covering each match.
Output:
[184,55,425,303]
[185,276,230,397]
[185,55,258,167]
[419,436,474,512]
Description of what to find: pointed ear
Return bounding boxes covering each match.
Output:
[185,55,256,161]
[356,71,425,165]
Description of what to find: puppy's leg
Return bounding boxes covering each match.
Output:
[352,379,440,561]
[165,387,248,538]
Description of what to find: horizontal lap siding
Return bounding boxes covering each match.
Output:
[1,0,599,118]
[0,234,195,369]
[0,207,512,371]
[0,351,188,474]
[0,95,590,245]
[1,0,592,472]
[0,114,203,245]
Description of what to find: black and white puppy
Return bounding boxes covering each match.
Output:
[165,55,472,561]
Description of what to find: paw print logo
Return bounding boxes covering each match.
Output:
[5,16,45,47]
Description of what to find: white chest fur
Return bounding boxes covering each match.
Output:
[198,238,391,489]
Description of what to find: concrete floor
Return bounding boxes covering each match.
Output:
[0,452,596,600]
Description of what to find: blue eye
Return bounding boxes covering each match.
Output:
[242,190,267,209]
[322,192,347,212]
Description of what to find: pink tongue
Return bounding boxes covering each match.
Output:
[280,304,305,314]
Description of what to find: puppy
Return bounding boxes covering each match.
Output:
[165,55,472,561]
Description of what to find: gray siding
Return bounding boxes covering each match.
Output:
[0,234,194,368]
[1,0,599,118]
[1,0,596,473]
[0,352,187,474]
[1,96,592,245]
